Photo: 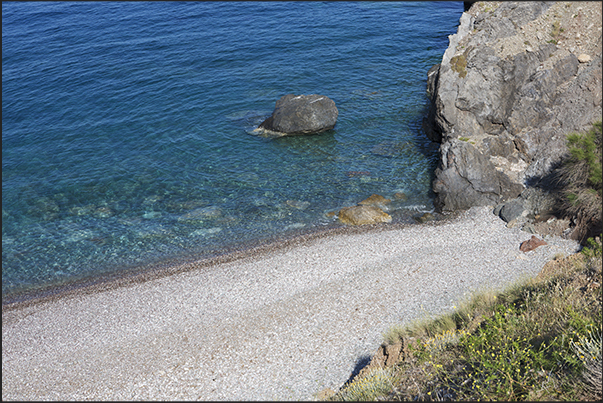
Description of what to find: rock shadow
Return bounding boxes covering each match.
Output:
[341,354,372,388]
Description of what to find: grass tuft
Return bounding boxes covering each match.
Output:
[330,368,397,401]
[570,327,602,400]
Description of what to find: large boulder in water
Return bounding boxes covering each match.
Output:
[256,94,338,136]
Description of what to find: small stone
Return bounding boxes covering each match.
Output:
[520,235,547,252]
[325,210,337,218]
[499,199,525,223]
[394,192,408,201]
[415,213,435,223]
[521,223,536,234]
[578,53,591,63]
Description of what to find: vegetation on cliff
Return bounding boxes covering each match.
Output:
[553,121,603,243]
[323,239,601,401]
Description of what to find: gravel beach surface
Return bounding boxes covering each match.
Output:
[2,206,580,401]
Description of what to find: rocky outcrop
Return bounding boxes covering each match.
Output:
[424,1,602,213]
[354,340,408,380]
[255,94,338,137]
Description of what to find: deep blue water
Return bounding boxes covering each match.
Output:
[2,1,463,300]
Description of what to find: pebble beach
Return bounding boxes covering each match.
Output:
[2,206,581,401]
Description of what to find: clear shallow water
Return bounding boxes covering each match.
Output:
[2,1,463,300]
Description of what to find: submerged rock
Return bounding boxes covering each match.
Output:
[142,211,162,219]
[190,227,222,237]
[29,197,60,220]
[393,192,408,201]
[255,94,338,136]
[338,205,392,225]
[285,200,311,210]
[414,212,435,223]
[177,206,222,222]
[94,206,113,218]
[358,194,391,209]
[370,141,419,158]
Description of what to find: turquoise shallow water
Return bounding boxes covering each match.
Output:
[2,1,463,300]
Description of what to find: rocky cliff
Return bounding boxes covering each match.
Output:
[424,1,602,213]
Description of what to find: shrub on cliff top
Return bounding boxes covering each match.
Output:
[566,121,602,195]
[555,121,602,243]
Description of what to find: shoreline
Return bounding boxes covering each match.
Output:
[2,206,581,400]
[2,209,458,312]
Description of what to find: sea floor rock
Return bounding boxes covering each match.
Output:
[358,194,391,209]
[338,205,392,225]
[177,206,222,222]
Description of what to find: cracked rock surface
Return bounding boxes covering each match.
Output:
[424,1,602,212]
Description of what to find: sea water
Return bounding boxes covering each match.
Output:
[2,1,463,300]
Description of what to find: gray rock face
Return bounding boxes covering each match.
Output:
[424,1,603,212]
[257,94,338,136]
[433,139,524,211]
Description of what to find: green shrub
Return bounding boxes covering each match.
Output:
[554,121,602,242]
[566,121,602,195]
[581,235,602,259]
